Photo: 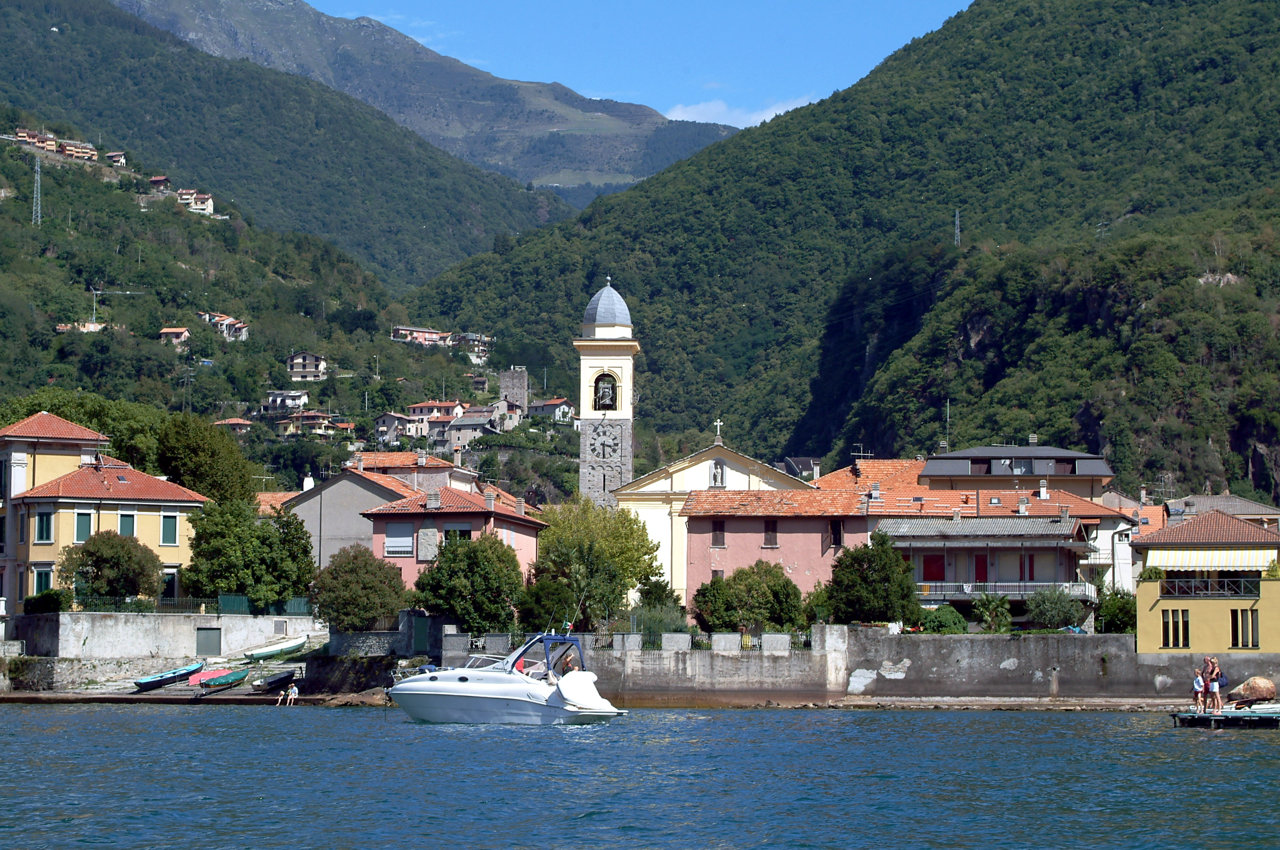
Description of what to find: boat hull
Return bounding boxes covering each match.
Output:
[135,661,204,692]
[389,670,625,726]
[244,635,306,661]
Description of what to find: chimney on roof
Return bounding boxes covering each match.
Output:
[1017,496,1028,515]
[812,461,820,479]
[952,509,961,521]
[939,439,948,452]
[425,490,441,509]
[516,497,525,516]
[1028,433,1038,445]
[302,474,315,492]
[453,444,462,467]
[1060,506,1069,521]
[1140,486,1148,505]
[416,449,426,467]
[485,492,496,512]
[358,456,364,472]
[871,482,881,500]
[1039,479,1048,499]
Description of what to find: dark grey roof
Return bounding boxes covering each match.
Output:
[583,283,632,326]
[931,445,1099,459]
[921,444,1113,478]
[877,516,1078,540]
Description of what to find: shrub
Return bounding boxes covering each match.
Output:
[1138,564,1164,581]
[1026,586,1085,629]
[802,581,832,625]
[691,560,803,632]
[921,604,968,634]
[23,588,73,614]
[413,534,523,635]
[57,530,163,599]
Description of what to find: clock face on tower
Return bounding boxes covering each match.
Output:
[590,423,621,459]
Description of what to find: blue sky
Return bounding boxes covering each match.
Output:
[307,1,973,127]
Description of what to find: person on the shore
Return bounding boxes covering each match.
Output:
[286,683,299,706]
[276,688,288,706]
[1206,657,1222,714]
[1193,668,1205,713]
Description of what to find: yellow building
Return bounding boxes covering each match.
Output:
[1133,510,1280,654]
[0,412,209,611]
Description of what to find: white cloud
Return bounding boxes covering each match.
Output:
[665,96,815,128]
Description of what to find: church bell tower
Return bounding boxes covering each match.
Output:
[575,277,639,507]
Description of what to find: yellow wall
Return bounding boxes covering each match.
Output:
[1136,579,1280,654]
[15,503,197,590]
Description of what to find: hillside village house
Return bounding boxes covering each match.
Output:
[365,487,545,588]
[0,413,208,611]
[159,327,190,349]
[264,390,308,414]
[287,352,328,382]
[391,326,451,347]
[1134,510,1280,655]
[213,417,253,436]
[528,397,575,424]
[197,311,249,341]
[373,411,413,445]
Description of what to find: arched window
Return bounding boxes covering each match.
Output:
[593,374,617,411]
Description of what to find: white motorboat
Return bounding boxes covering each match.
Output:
[388,633,627,725]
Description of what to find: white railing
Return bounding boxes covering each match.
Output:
[917,582,1098,603]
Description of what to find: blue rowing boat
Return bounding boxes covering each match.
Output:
[134,661,204,692]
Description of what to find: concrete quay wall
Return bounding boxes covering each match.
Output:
[11,612,316,660]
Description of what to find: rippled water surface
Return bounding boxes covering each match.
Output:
[3,704,1276,848]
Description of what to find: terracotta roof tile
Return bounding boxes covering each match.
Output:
[21,463,209,504]
[348,451,453,470]
[256,491,301,515]
[1130,509,1280,547]
[0,411,109,443]
[347,469,423,499]
[363,485,545,526]
[812,459,924,490]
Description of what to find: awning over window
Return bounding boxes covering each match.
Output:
[1146,548,1278,571]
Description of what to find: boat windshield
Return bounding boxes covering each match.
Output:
[504,634,586,679]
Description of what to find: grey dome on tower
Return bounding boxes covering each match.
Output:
[583,281,632,327]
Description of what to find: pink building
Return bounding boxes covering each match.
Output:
[363,486,545,588]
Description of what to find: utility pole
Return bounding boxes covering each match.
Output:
[954,209,960,248]
[32,157,42,227]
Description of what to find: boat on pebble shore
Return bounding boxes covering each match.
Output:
[134,661,204,692]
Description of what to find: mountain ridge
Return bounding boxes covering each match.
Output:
[109,0,738,201]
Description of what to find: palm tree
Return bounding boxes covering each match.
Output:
[973,592,1011,633]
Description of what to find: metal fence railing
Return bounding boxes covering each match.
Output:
[1160,578,1260,598]
[916,581,1099,603]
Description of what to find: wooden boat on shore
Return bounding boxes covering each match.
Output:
[251,670,295,693]
[134,661,204,692]
[200,668,252,692]
[243,635,307,661]
[1171,702,1280,729]
[189,668,231,687]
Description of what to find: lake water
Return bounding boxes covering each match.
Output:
[3,704,1276,848]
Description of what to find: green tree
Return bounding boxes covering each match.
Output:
[1026,587,1086,630]
[57,530,163,598]
[184,500,314,612]
[516,574,577,631]
[827,532,921,625]
[802,581,833,625]
[312,545,405,632]
[531,499,660,628]
[636,576,682,608]
[1097,589,1137,634]
[413,534,523,635]
[691,560,803,632]
[972,593,1012,634]
[157,413,257,504]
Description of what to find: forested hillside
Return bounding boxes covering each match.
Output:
[0,0,571,290]
[0,127,485,466]
[409,0,1280,500]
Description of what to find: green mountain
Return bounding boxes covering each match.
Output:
[0,0,571,290]
[108,0,737,203]
[411,0,1280,501]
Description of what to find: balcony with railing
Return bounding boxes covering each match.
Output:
[1159,577,1260,598]
[917,582,1098,604]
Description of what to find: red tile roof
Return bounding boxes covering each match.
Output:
[0,411,109,443]
[348,451,453,470]
[256,491,301,515]
[21,462,209,503]
[812,459,925,490]
[347,469,423,499]
[1130,509,1280,547]
[680,484,1131,522]
[364,486,545,526]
